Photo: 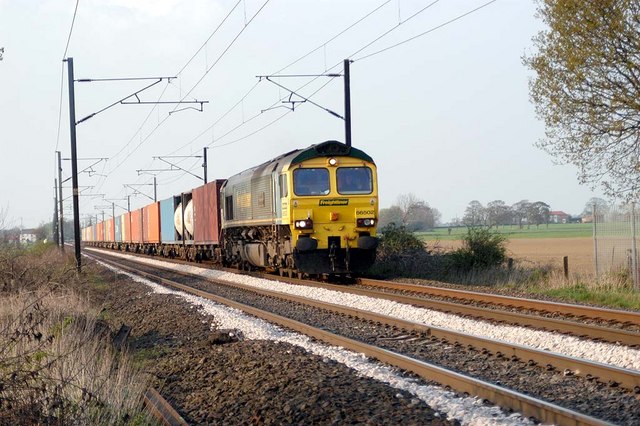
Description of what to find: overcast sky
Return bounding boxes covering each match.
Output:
[0,0,605,228]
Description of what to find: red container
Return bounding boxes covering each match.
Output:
[192,180,225,244]
[105,218,115,242]
[131,209,143,243]
[122,213,131,242]
[143,202,161,243]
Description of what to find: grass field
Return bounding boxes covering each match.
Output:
[416,223,592,241]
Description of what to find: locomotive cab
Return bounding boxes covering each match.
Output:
[219,140,378,276]
[286,142,378,275]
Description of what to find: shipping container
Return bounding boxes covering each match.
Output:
[122,212,131,242]
[105,218,115,242]
[115,215,123,242]
[160,197,179,243]
[192,180,225,244]
[131,209,143,243]
[92,224,97,242]
[95,222,103,242]
[143,202,161,243]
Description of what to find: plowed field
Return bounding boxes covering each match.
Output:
[433,237,594,272]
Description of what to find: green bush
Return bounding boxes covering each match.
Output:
[369,223,443,278]
[447,227,507,272]
[376,223,424,258]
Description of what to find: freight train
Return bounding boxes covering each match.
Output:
[82,140,379,277]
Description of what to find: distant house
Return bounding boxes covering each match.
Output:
[549,211,570,224]
[20,229,37,244]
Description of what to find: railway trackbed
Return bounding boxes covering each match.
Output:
[354,278,640,328]
[252,273,640,345]
[88,249,640,425]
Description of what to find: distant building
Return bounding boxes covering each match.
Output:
[20,229,37,244]
[549,211,570,224]
[581,215,593,224]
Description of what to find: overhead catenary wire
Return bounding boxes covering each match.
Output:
[97,0,271,187]
[99,0,392,192]
[355,0,498,62]
[164,0,442,158]
[169,0,272,113]
[54,0,80,153]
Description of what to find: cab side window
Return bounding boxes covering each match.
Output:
[279,174,288,197]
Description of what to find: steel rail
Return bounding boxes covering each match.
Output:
[84,247,639,345]
[143,388,188,426]
[258,272,640,346]
[358,277,640,326]
[92,253,612,426]
[92,250,640,391]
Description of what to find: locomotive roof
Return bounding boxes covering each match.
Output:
[225,140,375,182]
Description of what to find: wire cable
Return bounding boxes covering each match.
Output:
[355,0,498,61]
[55,0,80,153]
[175,0,243,77]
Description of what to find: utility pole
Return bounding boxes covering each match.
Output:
[65,57,82,272]
[344,59,352,148]
[53,179,59,246]
[57,151,64,250]
[257,58,353,148]
[153,176,157,202]
[203,147,208,184]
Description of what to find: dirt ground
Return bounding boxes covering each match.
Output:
[433,237,595,272]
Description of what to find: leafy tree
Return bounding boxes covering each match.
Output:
[512,200,530,229]
[524,0,640,200]
[527,201,551,227]
[486,200,512,227]
[463,200,485,226]
[582,197,610,216]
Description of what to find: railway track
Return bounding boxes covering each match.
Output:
[249,271,640,346]
[355,277,640,327]
[88,249,638,425]
[86,247,640,346]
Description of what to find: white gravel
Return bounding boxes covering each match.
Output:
[92,255,533,426]
[87,248,640,372]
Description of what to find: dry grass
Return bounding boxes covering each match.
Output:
[0,243,151,425]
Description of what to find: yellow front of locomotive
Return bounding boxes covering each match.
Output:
[283,145,378,275]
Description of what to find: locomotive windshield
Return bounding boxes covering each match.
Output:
[293,168,330,196]
[337,167,373,195]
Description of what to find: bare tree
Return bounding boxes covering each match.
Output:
[386,194,441,231]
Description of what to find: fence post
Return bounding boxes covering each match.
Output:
[631,202,638,291]
[563,256,569,279]
[593,203,599,279]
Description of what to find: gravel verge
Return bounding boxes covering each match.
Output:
[88,253,537,425]
[106,256,640,425]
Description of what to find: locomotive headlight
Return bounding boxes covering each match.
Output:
[356,218,376,227]
[328,157,338,166]
[295,219,313,229]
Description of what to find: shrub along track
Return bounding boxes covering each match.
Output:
[89,249,640,425]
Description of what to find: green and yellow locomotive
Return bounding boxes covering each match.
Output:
[220,140,378,276]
